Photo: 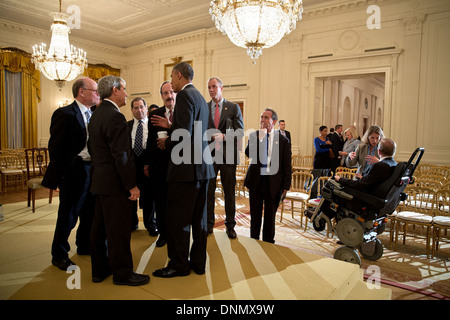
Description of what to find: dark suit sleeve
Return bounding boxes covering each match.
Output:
[281,136,292,191]
[339,162,389,191]
[106,111,137,191]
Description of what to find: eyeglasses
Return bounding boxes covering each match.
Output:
[83,88,98,93]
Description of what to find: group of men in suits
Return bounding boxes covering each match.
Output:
[43,62,294,284]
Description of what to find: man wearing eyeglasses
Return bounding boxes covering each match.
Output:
[43,77,99,271]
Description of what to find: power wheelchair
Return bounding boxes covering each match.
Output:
[306,148,424,266]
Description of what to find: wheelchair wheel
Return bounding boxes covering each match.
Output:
[312,216,326,232]
[376,223,386,235]
[333,246,361,266]
[359,238,383,261]
[335,218,364,248]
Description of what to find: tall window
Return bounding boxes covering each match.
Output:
[0,47,40,150]
[4,70,22,148]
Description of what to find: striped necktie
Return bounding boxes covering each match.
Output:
[214,103,220,129]
[85,110,91,123]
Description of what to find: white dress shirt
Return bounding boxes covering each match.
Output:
[131,117,148,150]
[75,100,91,161]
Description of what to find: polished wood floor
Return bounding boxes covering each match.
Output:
[0,187,443,300]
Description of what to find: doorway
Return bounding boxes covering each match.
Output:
[317,73,386,139]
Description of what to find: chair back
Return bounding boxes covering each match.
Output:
[435,189,450,217]
[301,155,314,169]
[291,155,302,167]
[417,174,447,182]
[291,172,314,195]
[403,186,436,215]
[24,148,49,180]
[413,178,443,191]
[316,176,330,197]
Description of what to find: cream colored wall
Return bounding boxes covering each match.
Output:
[1,0,449,164]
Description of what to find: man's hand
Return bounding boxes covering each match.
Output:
[128,186,140,201]
[157,136,168,150]
[334,175,341,182]
[151,115,170,129]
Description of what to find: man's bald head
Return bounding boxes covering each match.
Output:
[379,138,396,157]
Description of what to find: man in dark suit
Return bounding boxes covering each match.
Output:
[206,77,244,239]
[145,81,177,247]
[153,62,215,278]
[244,108,292,244]
[88,75,149,286]
[127,97,157,235]
[42,78,98,271]
[335,138,397,192]
[278,120,291,145]
[331,124,345,172]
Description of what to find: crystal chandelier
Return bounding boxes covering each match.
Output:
[32,0,87,89]
[210,0,303,63]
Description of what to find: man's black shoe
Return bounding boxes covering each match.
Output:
[153,267,190,278]
[52,258,76,271]
[226,227,237,239]
[113,272,150,286]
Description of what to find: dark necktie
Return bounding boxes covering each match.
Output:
[135,120,143,156]
[169,110,173,123]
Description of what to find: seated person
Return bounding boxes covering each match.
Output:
[335,138,397,194]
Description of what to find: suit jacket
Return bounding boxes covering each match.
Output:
[339,157,398,193]
[330,132,344,158]
[208,99,244,165]
[346,143,380,175]
[88,100,136,195]
[165,84,215,183]
[127,118,149,185]
[146,106,171,181]
[278,129,291,144]
[244,130,292,203]
[42,100,88,189]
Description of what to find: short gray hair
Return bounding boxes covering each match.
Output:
[97,75,125,100]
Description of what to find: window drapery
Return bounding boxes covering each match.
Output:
[0,48,41,149]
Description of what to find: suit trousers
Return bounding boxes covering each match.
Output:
[207,163,236,230]
[90,194,134,281]
[51,159,94,260]
[150,177,168,240]
[248,176,278,243]
[166,179,209,273]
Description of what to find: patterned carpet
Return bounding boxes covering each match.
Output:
[215,194,450,300]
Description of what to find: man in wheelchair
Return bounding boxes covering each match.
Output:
[307,140,424,265]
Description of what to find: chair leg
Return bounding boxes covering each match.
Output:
[31,189,36,213]
[49,189,53,204]
[280,202,284,222]
[27,188,32,207]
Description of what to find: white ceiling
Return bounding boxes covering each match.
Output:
[0,0,333,49]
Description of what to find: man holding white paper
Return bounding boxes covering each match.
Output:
[144,81,176,247]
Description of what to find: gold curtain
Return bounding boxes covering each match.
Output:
[0,48,41,149]
[83,63,120,82]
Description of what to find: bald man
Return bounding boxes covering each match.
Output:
[335,138,398,193]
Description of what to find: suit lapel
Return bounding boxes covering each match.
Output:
[71,101,86,130]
